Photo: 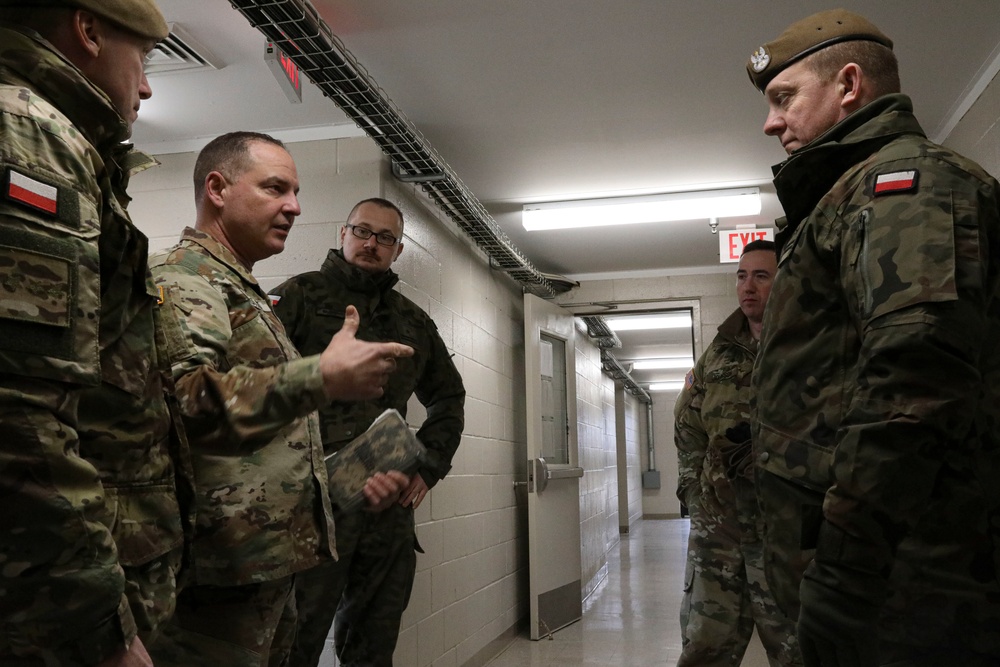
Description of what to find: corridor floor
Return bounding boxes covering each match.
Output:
[486,519,771,666]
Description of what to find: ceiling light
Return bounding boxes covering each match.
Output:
[631,357,694,370]
[648,381,686,392]
[606,312,692,331]
[522,187,761,231]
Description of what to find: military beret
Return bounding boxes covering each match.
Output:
[747,9,892,92]
[0,0,169,41]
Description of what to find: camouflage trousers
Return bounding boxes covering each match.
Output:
[679,476,801,667]
[148,575,297,667]
[289,503,418,667]
[125,547,183,644]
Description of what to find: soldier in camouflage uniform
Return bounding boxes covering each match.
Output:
[0,2,185,665]
[674,241,800,667]
[148,134,413,667]
[272,197,466,667]
[746,9,1000,666]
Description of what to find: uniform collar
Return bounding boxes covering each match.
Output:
[717,308,756,350]
[180,227,263,293]
[322,248,399,295]
[771,94,925,229]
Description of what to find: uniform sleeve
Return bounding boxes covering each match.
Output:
[0,107,134,659]
[154,263,328,452]
[413,320,466,487]
[823,161,1000,574]
[674,361,708,508]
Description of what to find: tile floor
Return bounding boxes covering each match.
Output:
[485,519,771,666]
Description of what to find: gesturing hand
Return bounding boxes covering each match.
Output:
[320,305,414,401]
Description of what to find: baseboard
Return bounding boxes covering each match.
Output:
[460,618,525,667]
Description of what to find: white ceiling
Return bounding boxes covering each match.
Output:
[132,0,1000,390]
[135,0,1000,281]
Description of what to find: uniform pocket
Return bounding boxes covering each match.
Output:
[107,482,184,566]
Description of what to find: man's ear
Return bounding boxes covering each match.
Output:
[70,10,104,59]
[204,172,228,209]
[393,242,404,262]
[837,63,864,111]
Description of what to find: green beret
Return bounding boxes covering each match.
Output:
[0,0,169,41]
[747,9,892,92]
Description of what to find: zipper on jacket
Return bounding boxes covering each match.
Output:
[855,208,873,317]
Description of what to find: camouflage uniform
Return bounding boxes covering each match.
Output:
[149,227,336,667]
[0,26,184,665]
[674,308,800,667]
[271,248,465,667]
[753,93,1000,662]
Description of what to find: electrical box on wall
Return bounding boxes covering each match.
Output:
[642,470,661,489]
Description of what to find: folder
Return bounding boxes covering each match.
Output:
[324,408,426,511]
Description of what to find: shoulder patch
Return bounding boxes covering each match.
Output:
[684,369,695,389]
[5,168,59,215]
[268,294,281,307]
[873,170,918,196]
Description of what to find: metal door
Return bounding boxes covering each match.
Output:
[523,294,584,639]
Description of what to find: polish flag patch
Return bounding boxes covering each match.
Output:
[873,170,918,196]
[5,169,59,215]
[268,294,282,307]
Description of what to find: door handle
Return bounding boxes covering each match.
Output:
[528,457,584,494]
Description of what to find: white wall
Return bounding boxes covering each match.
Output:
[615,387,644,532]
[575,327,619,601]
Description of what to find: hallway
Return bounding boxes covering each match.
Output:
[486,519,771,666]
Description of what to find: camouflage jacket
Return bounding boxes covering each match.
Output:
[151,228,335,586]
[753,94,1000,646]
[674,308,755,522]
[0,26,182,662]
[271,249,465,490]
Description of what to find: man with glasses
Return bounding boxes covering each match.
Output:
[272,197,466,667]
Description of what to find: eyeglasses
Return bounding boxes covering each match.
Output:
[345,223,399,247]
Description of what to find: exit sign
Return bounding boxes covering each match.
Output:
[265,42,302,104]
[719,227,774,263]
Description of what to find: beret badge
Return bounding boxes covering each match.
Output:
[750,46,770,73]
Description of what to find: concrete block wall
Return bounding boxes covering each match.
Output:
[615,387,645,532]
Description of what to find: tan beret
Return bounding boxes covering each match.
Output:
[747,9,892,92]
[0,0,169,41]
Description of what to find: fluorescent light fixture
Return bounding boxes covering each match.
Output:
[522,187,761,231]
[606,312,692,331]
[648,381,686,392]
[631,357,694,370]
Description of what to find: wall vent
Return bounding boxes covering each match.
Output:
[146,23,221,75]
